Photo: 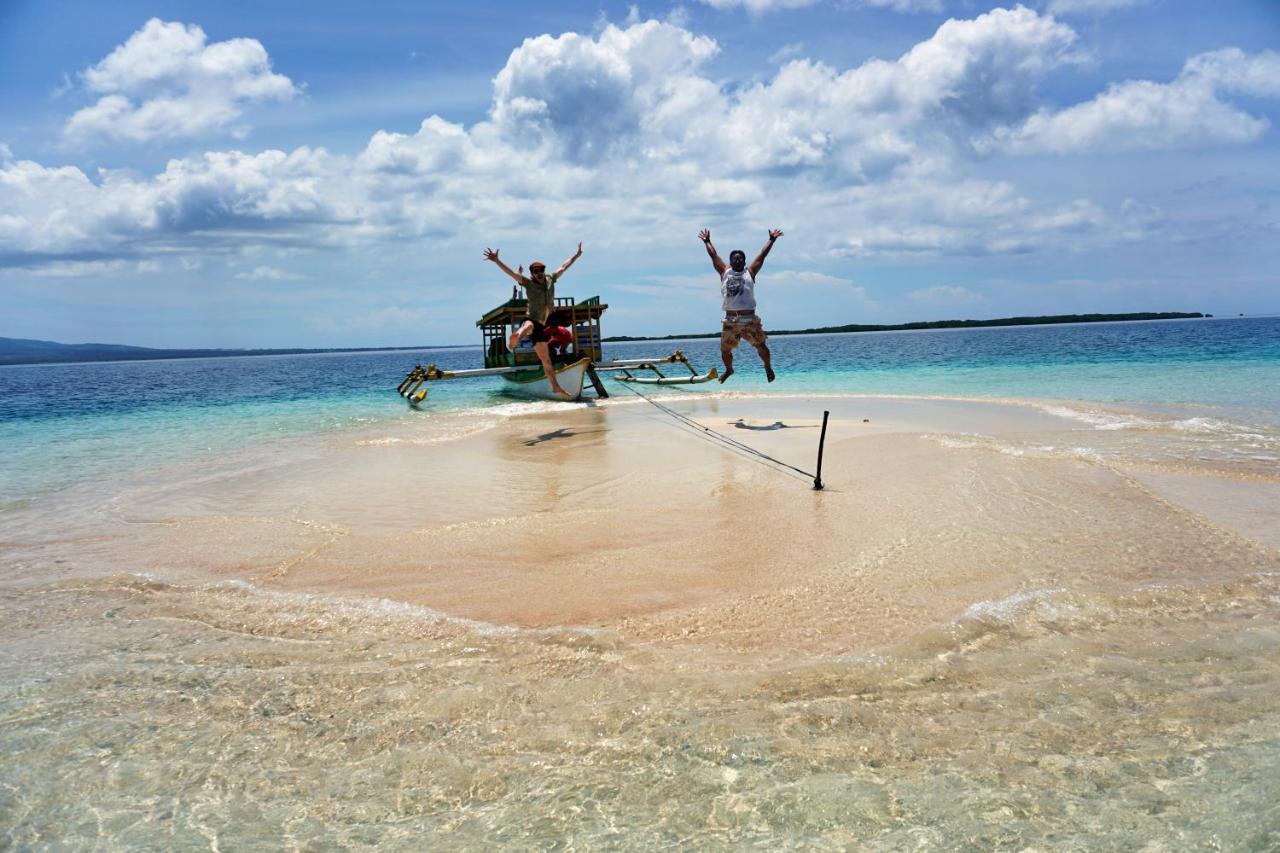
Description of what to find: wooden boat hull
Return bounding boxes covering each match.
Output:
[500,358,589,401]
[399,346,713,405]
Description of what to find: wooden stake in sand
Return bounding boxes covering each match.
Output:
[813,410,830,491]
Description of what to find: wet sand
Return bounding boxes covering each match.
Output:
[6,394,1277,654]
[3,394,1279,848]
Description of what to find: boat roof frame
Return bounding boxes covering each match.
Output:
[476,295,608,328]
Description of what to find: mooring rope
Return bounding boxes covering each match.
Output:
[613,380,817,481]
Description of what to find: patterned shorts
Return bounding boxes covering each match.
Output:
[721,315,768,349]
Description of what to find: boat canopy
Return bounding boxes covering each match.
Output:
[476,295,608,369]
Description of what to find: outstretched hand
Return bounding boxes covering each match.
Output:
[698,229,711,244]
[576,241,583,255]
[483,247,500,262]
[768,229,784,242]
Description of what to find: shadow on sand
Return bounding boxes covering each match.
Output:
[727,419,818,432]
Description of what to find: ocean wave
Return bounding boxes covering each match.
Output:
[1036,404,1158,430]
[38,573,628,650]
[960,587,1106,630]
[1035,403,1275,440]
[842,576,1280,677]
[924,433,1104,462]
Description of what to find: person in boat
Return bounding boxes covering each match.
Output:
[698,228,782,383]
[483,243,583,398]
[544,311,575,362]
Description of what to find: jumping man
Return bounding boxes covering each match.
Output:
[698,228,782,383]
[483,243,583,399]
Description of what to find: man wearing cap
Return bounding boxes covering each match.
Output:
[698,228,782,383]
[483,242,583,399]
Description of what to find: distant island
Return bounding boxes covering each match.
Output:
[0,337,463,367]
[603,312,1210,342]
[3,312,1211,366]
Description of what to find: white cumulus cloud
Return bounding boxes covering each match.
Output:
[712,6,1078,176]
[860,0,944,12]
[63,18,299,145]
[491,20,719,163]
[701,0,940,11]
[234,265,305,281]
[699,0,820,12]
[313,306,430,332]
[0,146,349,266]
[908,284,983,304]
[1048,0,1152,14]
[991,48,1280,154]
[5,11,1275,276]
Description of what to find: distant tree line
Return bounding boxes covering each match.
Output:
[0,337,469,366]
[603,312,1209,342]
[3,312,1212,365]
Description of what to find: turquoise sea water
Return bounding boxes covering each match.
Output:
[3,316,1280,849]
[2,316,1277,505]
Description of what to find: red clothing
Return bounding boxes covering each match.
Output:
[546,325,573,348]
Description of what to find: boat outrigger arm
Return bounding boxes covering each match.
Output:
[397,361,546,404]
[397,294,718,404]
[397,350,716,404]
[593,350,719,385]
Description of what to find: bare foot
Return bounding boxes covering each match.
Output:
[718,367,734,384]
[765,366,775,382]
[552,384,574,399]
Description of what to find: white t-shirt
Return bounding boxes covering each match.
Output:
[721,267,756,312]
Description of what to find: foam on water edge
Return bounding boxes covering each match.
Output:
[88,572,631,649]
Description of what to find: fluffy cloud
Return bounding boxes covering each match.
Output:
[0,147,349,266]
[700,0,940,11]
[460,5,1075,189]
[908,284,983,304]
[235,265,305,281]
[5,10,1277,275]
[712,6,1077,175]
[1047,0,1151,14]
[63,19,298,144]
[313,305,430,332]
[699,0,820,12]
[992,48,1280,153]
[828,181,1115,257]
[27,259,160,278]
[767,270,873,302]
[860,0,944,11]
[491,21,719,163]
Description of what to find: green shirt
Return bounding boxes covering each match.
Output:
[520,272,557,324]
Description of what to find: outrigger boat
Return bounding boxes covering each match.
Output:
[397,293,717,404]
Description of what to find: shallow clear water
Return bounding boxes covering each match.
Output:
[2,316,1279,849]
[3,317,1277,506]
[4,568,1278,848]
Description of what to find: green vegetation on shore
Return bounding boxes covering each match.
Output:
[0,337,466,366]
[603,312,1209,343]
[3,312,1210,365]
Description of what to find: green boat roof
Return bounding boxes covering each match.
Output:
[476,296,608,327]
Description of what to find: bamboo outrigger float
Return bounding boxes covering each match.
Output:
[397,293,717,404]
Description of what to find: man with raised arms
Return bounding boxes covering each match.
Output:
[483,242,583,399]
[698,228,782,383]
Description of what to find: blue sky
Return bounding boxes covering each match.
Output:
[1,0,1277,347]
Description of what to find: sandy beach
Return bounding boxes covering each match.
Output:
[5,0,1280,844]
[10,394,1278,643]
[3,392,1279,847]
